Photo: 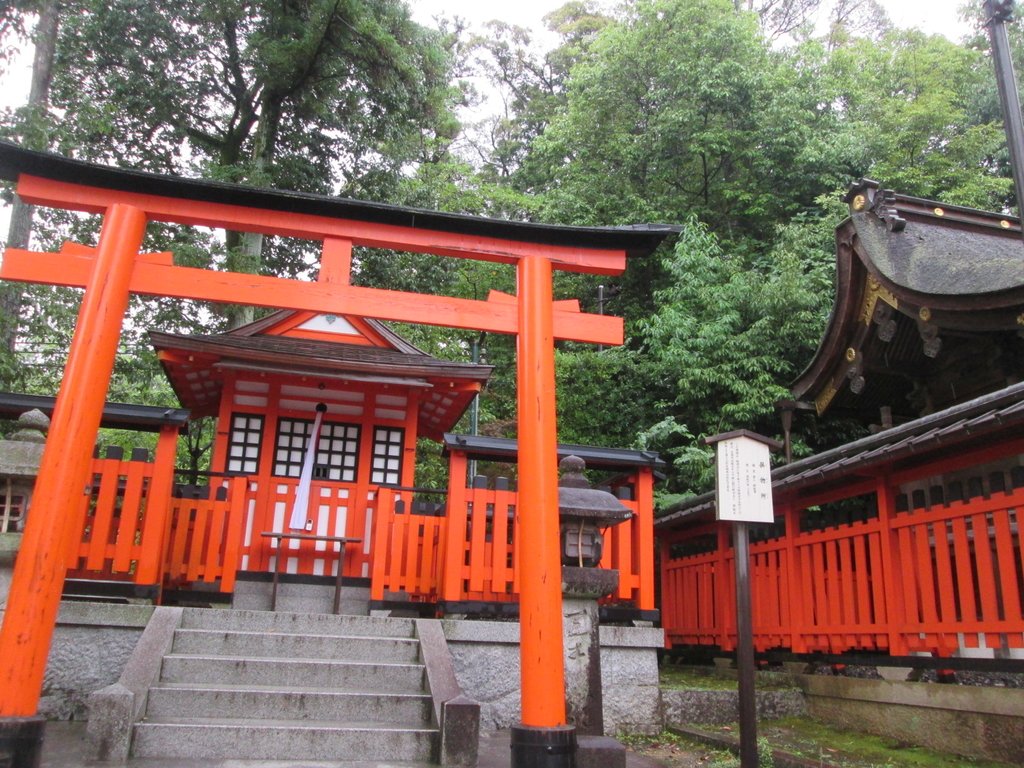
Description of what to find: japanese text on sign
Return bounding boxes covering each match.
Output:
[715,435,774,523]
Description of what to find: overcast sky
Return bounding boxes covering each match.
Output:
[409,0,977,42]
[0,2,983,109]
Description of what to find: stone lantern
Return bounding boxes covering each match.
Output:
[1,408,49,607]
[557,455,633,742]
[559,455,632,592]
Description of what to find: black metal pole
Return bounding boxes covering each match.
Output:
[469,337,480,479]
[734,521,758,768]
[986,0,1024,237]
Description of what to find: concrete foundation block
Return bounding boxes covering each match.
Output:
[85,684,134,762]
[441,694,480,767]
[799,675,1024,765]
[231,578,370,615]
[876,666,913,682]
[577,735,626,768]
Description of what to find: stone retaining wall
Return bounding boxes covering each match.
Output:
[662,687,806,726]
[4,602,666,736]
[442,619,664,735]
[0,602,155,720]
[798,674,1024,765]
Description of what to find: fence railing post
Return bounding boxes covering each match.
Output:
[441,452,469,604]
[135,426,179,586]
[370,487,397,601]
[219,475,250,593]
[874,475,908,655]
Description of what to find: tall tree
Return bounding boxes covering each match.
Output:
[48,0,459,325]
[0,0,59,387]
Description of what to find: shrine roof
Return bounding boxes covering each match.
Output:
[0,141,678,257]
[0,391,189,432]
[657,379,1024,530]
[443,433,665,473]
[150,312,492,437]
[789,179,1024,422]
[150,329,493,382]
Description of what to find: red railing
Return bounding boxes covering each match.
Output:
[660,479,1024,656]
[370,487,447,602]
[371,470,657,612]
[66,428,178,585]
[68,427,253,592]
[235,478,372,580]
[70,444,658,611]
[161,476,249,592]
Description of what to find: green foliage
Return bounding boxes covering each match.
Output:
[3,0,1021,499]
[534,0,823,239]
[824,29,1012,209]
[636,215,832,493]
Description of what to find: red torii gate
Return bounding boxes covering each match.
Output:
[0,142,674,761]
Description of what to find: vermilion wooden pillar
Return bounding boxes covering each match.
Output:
[511,253,575,764]
[0,203,147,719]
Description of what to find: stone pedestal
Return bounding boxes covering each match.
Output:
[0,408,49,607]
[561,566,618,737]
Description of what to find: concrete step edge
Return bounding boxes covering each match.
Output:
[138,717,438,732]
[148,682,432,699]
[179,608,417,636]
[162,653,424,670]
[174,628,420,645]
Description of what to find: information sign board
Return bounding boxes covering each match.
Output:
[714,434,774,523]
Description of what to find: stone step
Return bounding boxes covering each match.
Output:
[171,628,422,663]
[180,607,416,638]
[160,654,426,692]
[145,683,434,723]
[131,718,438,761]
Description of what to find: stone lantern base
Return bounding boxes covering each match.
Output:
[562,567,619,737]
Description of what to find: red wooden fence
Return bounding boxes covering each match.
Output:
[661,476,1024,656]
[66,427,178,585]
[371,470,656,611]
[71,445,657,610]
[234,478,373,580]
[161,476,249,592]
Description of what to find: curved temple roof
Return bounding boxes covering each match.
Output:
[0,141,678,258]
[790,180,1024,422]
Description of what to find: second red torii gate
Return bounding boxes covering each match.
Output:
[0,142,675,753]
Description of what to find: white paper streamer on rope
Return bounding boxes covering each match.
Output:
[289,403,326,530]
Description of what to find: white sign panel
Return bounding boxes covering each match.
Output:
[715,435,774,523]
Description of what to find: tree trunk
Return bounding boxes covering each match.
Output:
[0,1,60,376]
[224,95,282,329]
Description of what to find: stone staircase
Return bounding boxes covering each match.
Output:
[114,608,450,764]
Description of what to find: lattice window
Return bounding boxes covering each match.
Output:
[1,479,26,533]
[227,413,264,474]
[371,427,404,485]
[273,418,360,482]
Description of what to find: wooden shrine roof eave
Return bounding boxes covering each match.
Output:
[443,433,666,473]
[0,391,189,432]
[657,379,1024,530]
[212,361,435,388]
[789,179,1024,412]
[149,331,494,383]
[0,141,679,260]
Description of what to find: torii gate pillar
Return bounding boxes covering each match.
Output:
[0,204,146,761]
[512,253,575,765]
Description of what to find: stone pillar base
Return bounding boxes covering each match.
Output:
[510,724,577,768]
[0,715,45,768]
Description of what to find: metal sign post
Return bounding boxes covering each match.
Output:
[984,0,1024,242]
[705,430,781,768]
